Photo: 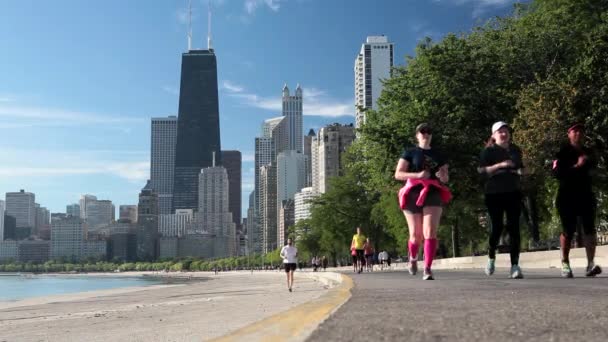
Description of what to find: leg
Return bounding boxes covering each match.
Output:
[557,197,576,264]
[403,211,423,260]
[289,269,294,289]
[485,194,506,260]
[581,196,598,264]
[422,206,443,271]
[505,192,522,266]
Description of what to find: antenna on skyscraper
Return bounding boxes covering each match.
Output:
[207,0,213,50]
[187,0,193,50]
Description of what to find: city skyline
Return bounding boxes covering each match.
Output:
[0,0,521,217]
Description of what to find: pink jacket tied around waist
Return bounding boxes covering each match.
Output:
[398,178,452,210]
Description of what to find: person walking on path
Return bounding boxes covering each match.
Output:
[478,121,525,279]
[351,227,366,274]
[280,238,298,292]
[322,256,328,271]
[552,123,602,278]
[364,238,375,272]
[395,123,451,280]
[351,246,358,273]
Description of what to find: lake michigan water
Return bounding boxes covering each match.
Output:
[0,274,163,301]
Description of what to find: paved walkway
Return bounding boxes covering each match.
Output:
[0,272,328,342]
[308,268,608,342]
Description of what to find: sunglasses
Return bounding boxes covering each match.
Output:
[419,129,432,135]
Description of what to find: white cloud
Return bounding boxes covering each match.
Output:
[0,162,149,183]
[0,148,150,183]
[242,153,255,162]
[222,80,353,117]
[0,104,143,127]
[434,0,518,18]
[244,0,282,15]
[221,80,244,93]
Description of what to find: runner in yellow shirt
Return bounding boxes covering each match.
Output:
[351,227,366,274]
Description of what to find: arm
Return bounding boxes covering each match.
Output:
[436,164,449,183]
[477,148,513,176]
[395,158,429,181]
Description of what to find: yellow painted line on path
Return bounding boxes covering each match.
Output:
[210,273,354,342]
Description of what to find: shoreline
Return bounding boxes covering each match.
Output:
[0,271,332,341]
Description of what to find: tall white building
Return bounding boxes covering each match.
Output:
[159,209,193,237]
[312,124,356,194]
[0,200,5,241]
[294,187,317,224]
[276,150,306,204]
[304,129,316,187]
[151,116,178,214]
[5,190,36,229]
[282,84,303,152]
[354,35,394,129]
[198,162,236,258]
[79,194,97,220]
[51,217,86,260]
[259,164,277,254]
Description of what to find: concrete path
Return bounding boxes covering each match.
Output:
[0,272,329,342]
[307,268,608,342]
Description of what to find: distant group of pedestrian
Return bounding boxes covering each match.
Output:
[311,255,328,272]
[350,228,392,273]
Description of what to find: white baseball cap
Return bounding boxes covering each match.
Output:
[491,121,509,134]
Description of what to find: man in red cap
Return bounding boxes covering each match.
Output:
[552,123,602,277]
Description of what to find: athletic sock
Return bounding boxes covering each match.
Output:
[560,234,571,263]
[424,239,438,269]
[408,241,419,261]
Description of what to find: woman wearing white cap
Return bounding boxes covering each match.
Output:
[478,121,525,279]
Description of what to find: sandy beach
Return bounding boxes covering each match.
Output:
[0,271,330,342]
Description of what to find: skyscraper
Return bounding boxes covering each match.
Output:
[119,205,138,223]
[173,48,221,211]
[282,84,303,152]
[137,182,159,261]
[276,150,306,205]
[79,194,97,220]
[86,200,114,230]
[259,164,277,254]
[221,150,242,226]
[354,35,394,129]
[151,116,178,214]
[66,203,80,218]
[51,216,85,260]
[0,200,5,241]
[312,123,356,193]
[304,129,316,187]
[5,190,35,230]
[198,162,236,258]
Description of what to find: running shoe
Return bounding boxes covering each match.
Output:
[585,263,602,277]
[510,265,524,279]
[561,262,573,278]
[408,260,418,275]
[423,268,434,280]
[485,258,495,276]
[288,287,292,292]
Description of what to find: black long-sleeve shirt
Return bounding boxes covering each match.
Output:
[553,143,596,194]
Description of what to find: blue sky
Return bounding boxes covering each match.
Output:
[0,0,521,218]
